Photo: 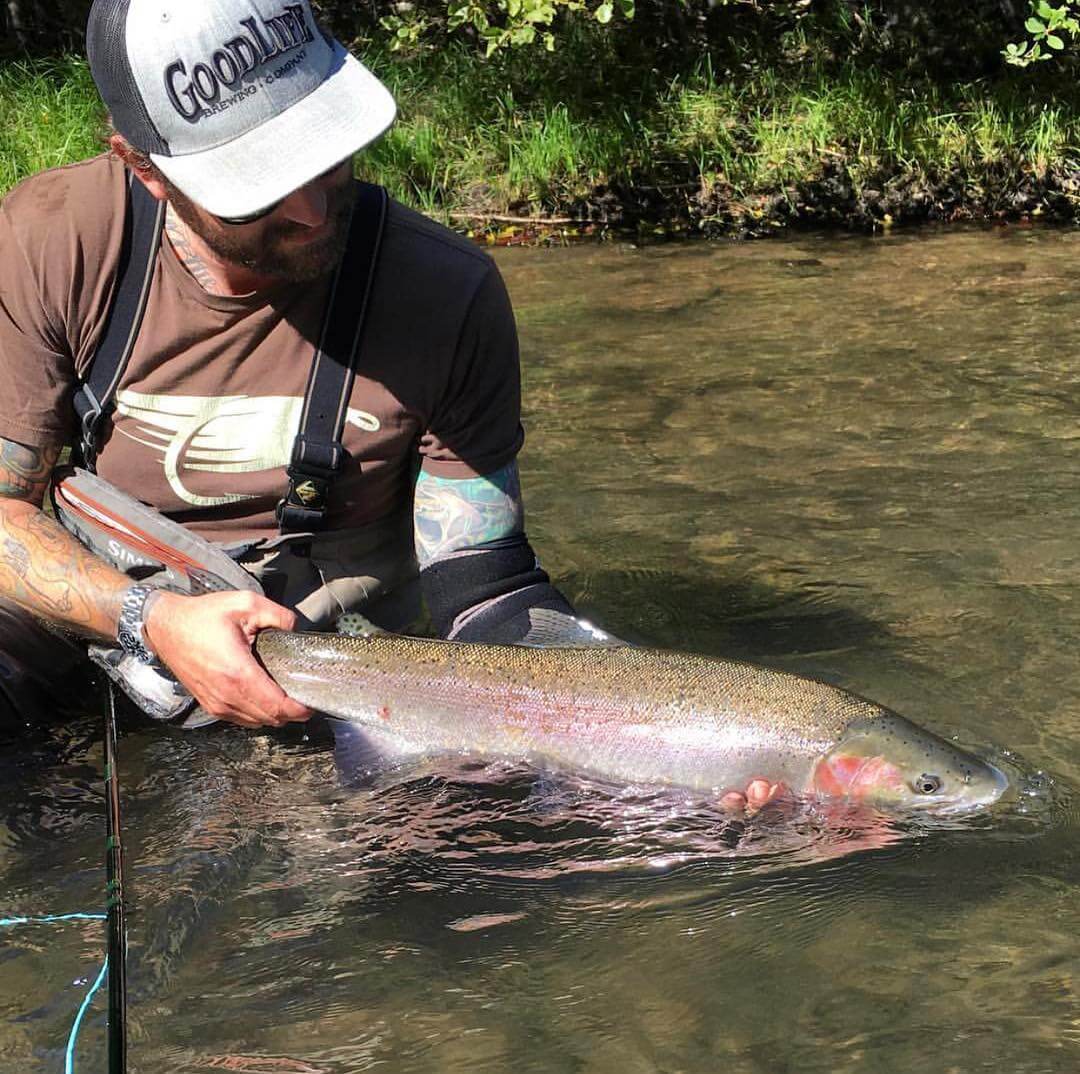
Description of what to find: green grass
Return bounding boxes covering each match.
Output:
[0,56,104,193]
[660,63,1080,191]
[361,46,1080,224]
[4,45,1080,228]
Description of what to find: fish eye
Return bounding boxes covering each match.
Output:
[913,773,943,795]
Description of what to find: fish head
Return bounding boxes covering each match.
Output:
[811,714,1008,812]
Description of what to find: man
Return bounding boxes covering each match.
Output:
[0,0,777,811]
[0,0,596,724]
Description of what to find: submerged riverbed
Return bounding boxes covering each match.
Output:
[2,225,1079,1072]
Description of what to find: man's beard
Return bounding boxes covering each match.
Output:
[164,173,356,283]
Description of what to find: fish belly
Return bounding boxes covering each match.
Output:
[270,660,820,794]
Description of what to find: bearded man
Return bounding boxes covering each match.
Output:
[0,0,622,731]
[0,0,778,813]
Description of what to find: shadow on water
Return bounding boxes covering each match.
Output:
[558,564,894,662]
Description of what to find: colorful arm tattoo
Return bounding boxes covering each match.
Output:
[0,438,59,505]
[413,461,525,569]
[0,436,127,638]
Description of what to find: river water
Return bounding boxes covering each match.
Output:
[2,226,1078,1072]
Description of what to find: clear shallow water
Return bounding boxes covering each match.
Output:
[3,226,1080,1072]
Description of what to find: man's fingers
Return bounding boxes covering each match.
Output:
[276,695,314,722]
[745,780,788,815]
[237,595,298,636]
[746,779,774,810]
[220,712,263,729]
[719,790,748,812]
[225,656,313,726]
[146,590,313,726]
[719,780,788,815]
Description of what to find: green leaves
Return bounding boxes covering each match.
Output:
[380,0,635,55]
[1007,2,1080,66]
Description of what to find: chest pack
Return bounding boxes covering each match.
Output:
[71,174,388,534]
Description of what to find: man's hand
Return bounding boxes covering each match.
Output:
[144,590,313,728]
[720,779,787,815]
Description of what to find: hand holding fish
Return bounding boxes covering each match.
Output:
[720,778,787,814]
[144,591,314,727]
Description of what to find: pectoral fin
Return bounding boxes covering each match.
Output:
[334,613,388,638]
[332,721,427,788]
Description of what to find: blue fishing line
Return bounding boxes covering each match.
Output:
[1,912,110,1072]
[66,956,109,1074]
[0,913,107,926]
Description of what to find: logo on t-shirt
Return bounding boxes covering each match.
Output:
[114,388,379,508]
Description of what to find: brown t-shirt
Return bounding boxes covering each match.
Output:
[0,155,523,542]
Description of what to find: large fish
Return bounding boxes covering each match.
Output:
[255,629,1007,812]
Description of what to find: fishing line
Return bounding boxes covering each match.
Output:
[0,912,107,926]
[67,956,110,1074]
[0,913,108,1071]
[104,681,128,1074]
[1,684,129,1070]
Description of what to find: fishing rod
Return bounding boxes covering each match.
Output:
[104,682,128,1074]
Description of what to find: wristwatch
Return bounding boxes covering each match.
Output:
[117,584,162,665]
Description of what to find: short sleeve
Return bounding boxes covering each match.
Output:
[419,262,525,478]
[0,199,76,446]
[0,157,129,449]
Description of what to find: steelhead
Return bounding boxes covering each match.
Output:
[255,630,1007,811]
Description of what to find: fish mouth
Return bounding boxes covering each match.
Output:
[950,760,1010,810]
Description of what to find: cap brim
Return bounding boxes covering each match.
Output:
[151,43,396,218]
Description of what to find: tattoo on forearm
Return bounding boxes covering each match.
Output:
[0,501,127,638]
[166,205,222,295]
[3,537,29,575]
[0,439,59,503]
[414,462,525,568]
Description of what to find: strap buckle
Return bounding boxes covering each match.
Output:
[74,384,104,470]
[275,435,347,532]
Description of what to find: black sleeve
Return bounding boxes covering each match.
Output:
[421,534,623,647]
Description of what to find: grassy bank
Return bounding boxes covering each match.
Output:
[3,46,1080,236]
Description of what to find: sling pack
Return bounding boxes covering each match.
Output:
[71,173,389,534]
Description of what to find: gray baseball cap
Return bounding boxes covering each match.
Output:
[87,0,396,218]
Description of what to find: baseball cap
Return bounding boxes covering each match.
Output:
[86,0,396,218]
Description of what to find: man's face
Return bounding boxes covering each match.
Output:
[165,161,356,283]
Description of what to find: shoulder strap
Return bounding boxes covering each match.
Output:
[72,176,387,529]
[73,176,165,471]
[276,182,389,533]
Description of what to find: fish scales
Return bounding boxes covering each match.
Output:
[255,630,976,798]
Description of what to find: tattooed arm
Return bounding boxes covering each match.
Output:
[413,462,524,568]
[0,436,128,640]
[0,435,308,726]
[413,461,619,646]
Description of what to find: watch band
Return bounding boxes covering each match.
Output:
[117,583,162,665]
